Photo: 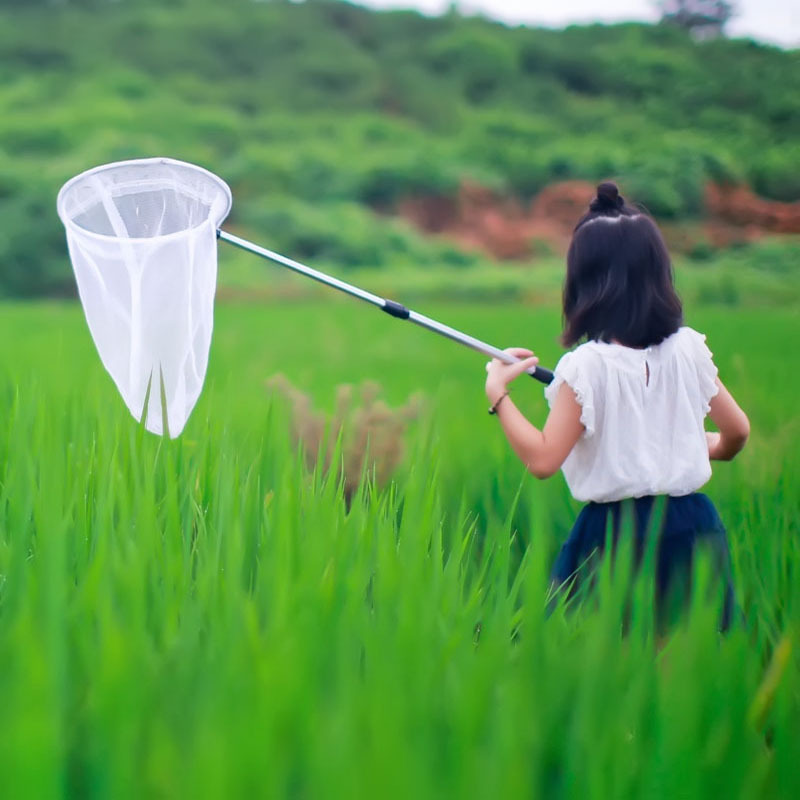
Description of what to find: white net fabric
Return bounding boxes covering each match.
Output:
[57,158,232,437]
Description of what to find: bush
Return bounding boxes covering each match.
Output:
[426,28,517,103]
[751,148,800,203]
[265,375,421,502]
[623,150,706,218]
[235,198,476,271]
[0,177,72,297]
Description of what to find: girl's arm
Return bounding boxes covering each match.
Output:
[486,348,584,479]
[706,378,749,461]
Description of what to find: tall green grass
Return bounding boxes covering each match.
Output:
[0,301,797,798]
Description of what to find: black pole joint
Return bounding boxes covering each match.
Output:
[530,367,555,385]
[381,299,411,320]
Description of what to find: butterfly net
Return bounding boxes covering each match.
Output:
[57,158,232,437]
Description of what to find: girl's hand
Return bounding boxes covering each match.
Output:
[485,347,539,403]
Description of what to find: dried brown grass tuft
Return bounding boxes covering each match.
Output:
[266,375,422,500]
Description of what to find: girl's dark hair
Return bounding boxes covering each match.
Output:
[562,182,683,348]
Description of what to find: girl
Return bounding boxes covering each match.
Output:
[484,182,749,628]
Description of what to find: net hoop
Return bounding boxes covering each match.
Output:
[57,156,232,242]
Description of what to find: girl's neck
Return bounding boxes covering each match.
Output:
[609,338,647,350]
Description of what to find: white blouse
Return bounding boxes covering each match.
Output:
[544,327,719,503]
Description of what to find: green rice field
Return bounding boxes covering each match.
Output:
[0,299,798,798]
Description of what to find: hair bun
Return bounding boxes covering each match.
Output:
[591,181,625,212]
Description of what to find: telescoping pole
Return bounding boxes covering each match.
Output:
[218,229,555,386]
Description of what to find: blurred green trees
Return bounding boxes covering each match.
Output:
[0,0,798,295]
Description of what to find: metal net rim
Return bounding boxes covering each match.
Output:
[56,156,233,244]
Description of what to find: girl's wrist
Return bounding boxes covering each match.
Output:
[488,390,510,415]
[486,380,507,404]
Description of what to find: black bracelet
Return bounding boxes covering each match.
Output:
[488,391,509,415]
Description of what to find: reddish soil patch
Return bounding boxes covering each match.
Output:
[392,180,800,261]
[396,180,595,260]
[705,183,800,235]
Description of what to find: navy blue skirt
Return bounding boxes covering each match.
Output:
[550,493,735,630]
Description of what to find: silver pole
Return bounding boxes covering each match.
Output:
[217,229,554,385]
[219,229,386,308]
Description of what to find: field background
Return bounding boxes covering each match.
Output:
[1,1,799,798]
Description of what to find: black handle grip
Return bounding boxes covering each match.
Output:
[530,366,555,385]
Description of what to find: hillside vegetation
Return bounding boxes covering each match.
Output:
[1,0,798,295]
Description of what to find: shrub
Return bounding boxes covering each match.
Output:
[265,375,421,501]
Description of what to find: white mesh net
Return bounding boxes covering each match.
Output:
[57,158,232,437]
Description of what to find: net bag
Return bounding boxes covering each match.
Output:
[57,158,232,436]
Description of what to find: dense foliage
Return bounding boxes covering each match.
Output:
[1,0,798,295]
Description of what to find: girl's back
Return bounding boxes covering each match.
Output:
[545,326,719,503]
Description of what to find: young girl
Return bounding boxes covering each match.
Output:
[484,182,749,628]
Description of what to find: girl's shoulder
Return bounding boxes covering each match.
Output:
[660,325,706,345]
[552,340,602,374]
[546,342,606,407]
[552,326,715,378]
[661,326,715,365]
[580,326,712,358]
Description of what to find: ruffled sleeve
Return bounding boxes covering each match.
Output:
[682,327,719,414]
[544,348,596,437]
